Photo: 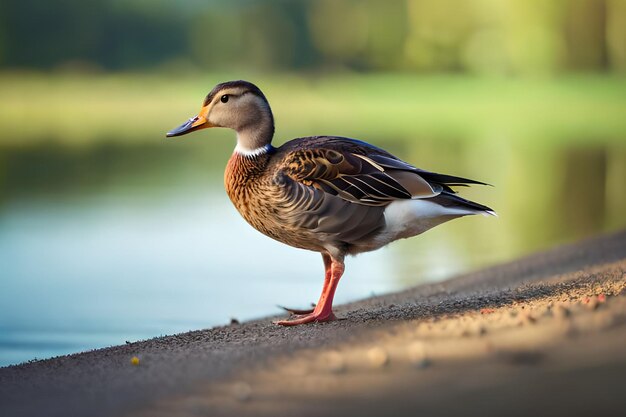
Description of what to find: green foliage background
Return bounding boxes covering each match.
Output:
[1,0,625,74]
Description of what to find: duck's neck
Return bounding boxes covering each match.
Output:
[226,117,275,190]
[234,115,274,157]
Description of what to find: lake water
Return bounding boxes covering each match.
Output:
[1,136,624,367]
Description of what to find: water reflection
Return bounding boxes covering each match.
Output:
[0,138,624,366]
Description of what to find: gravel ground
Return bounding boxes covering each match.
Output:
[1,230,625,417]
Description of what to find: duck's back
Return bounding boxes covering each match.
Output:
[272,136,397,160]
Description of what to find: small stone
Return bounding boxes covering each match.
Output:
[554,304,571,320]
[130,356,140,366]
[408,342,431,369]
[586,297,600,311]
[367,347,389,368]
[232,382,252,402]
[280,360,309,377]
[518,312,536,326]
[322,351,345,373]
[416,322,429,335]
[230,318,240,325]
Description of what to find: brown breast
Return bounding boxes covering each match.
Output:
[225,152,268,213]
[223,151,330,253]
[224,152,284,239]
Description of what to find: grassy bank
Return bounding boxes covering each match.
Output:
[1,72,626,147]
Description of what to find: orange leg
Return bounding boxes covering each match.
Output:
[275,254,344,326]
[279,254,332,315]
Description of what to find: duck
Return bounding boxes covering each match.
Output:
[166,80,495,326]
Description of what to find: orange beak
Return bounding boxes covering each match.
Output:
[166,106,213,138]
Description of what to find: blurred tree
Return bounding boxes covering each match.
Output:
[361,0,408,70]
[564,0,608,70]
[460,0,511,75]
[309,0,408,71]
[0,0,187,70]
[308,0,370,69]
[404,0,475,72]
[0,0,624,74]
[505,0,568,76]
[189,0,317,71]
[607,0,626,72]
[559,146,607,237]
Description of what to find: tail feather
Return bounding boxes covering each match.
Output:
[430,191,496,217]
[417,171,491,187]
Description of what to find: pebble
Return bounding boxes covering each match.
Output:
[367,347,389,368]
[518,311,536,326]
[130,356,140,366]
[232,382,252,402]
[553,304,571,320]
[280,360,309,377]
[585,297,600,311]
[408,342,430,369]
[322,351,345,374]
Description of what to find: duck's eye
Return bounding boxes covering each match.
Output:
[220,95,229,103]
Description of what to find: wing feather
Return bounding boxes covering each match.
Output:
[278,148,438,207]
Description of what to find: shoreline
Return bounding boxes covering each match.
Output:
[1,230,625,417]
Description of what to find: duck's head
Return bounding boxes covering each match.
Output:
[166,80,275,153]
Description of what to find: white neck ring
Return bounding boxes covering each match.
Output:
[234,143,271,157]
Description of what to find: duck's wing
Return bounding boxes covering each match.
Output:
[271,141,492,243]
[277,147,442,207]
[367,153,489,191]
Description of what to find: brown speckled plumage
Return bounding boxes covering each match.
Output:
[224,145,387,256]
[167,80,495,325]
